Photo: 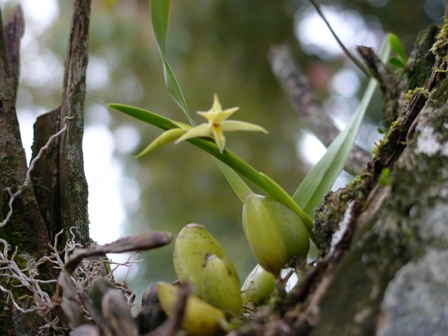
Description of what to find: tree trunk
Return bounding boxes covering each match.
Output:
[280,23,448,336]
[0,1,91,334]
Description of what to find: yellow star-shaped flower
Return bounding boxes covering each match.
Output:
[176,95,268,153]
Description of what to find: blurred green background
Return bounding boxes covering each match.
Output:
[1,0,443,297]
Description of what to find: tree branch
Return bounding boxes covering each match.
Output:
[308,0,370,77]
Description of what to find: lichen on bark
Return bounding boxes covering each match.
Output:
[300,22,448,336]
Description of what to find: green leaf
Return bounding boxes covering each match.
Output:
[150,0,194,124]
[161,53,193,123]
[150,0,170,52]
[108,103,178,130]
[388,33,406,63]
[378,167,391,187]
[108,103,316,244]
[135,128,186,158]
[125,0,317,246]
[215,160,253,203]
[389,57,406,69]
[294,81,376,216]
[292,37,391,217]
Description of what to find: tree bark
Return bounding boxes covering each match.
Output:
[280,23,448,336]
[30,0,91,247]
[0,6,50,257]
[0,1,91,334]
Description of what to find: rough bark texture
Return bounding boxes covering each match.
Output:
[0,1,91,334]
[31,108,62,243]
[0,7,52,334]
[56,0,91,245]
[0,6,50,254]
[31,0,91,247]
[283,23,448,336]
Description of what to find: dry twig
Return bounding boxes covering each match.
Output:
[308,0,370,76]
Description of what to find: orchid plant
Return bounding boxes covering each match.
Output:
[136,94,268,158]
[109,0,391,278]
[176,94,268,154]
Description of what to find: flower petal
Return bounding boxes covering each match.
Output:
[175,123,212,144]
[211,124,226,153]
[173,121,193,130]
[221,120,268,133]
[136,128,186,158]
[197,95,239,124]
[197,107,239,124]
[212,94,222,112]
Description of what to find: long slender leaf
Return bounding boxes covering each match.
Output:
[293,37,391,217]
[215,159,253,202]
[150,0,170,52]
[388,33,406,62]
[160,53,193,123]
[150,0,194,124]
[293,79,376,216]
[149,0,278,222]
[108,103,316,244]
[145,0,318,243]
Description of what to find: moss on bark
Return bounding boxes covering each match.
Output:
[301,22,448,336]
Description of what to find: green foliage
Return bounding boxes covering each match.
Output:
[215,160,252,202]
[150,0,193,124]
[293,37,391,218]
[388,33,408,69]
[113,0,318,243]
[108,3,398,317]
[110,0,393,260]
[147,1,312,233]
[293,78,377,217]
[379,168,391,187]
[108,103,316,243]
